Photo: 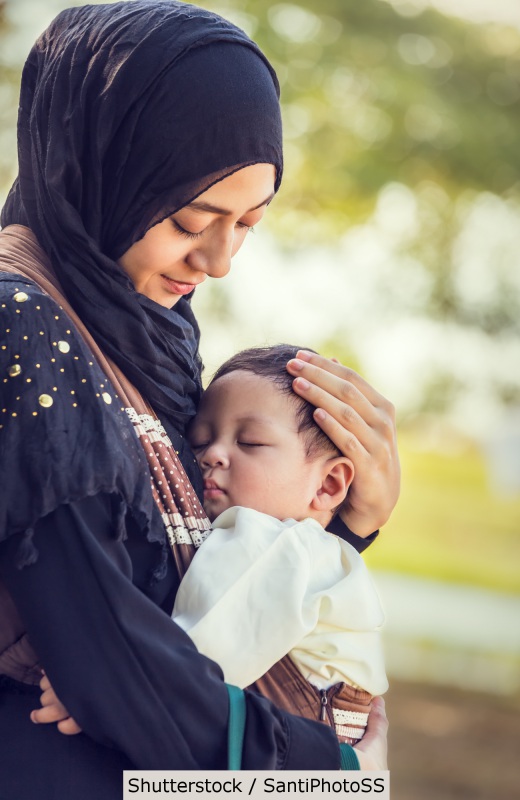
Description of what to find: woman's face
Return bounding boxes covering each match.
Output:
[118,163,276,308]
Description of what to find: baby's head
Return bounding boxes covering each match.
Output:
[188,344,354,524]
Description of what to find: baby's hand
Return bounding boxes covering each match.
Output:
[30,672,83,735]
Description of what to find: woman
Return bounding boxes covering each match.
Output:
[0,1,396,794]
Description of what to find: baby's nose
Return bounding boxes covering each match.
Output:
[202,443,229,468]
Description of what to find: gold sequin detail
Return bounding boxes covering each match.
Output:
[102,392,112,404]
[13,291,29,303]
[39,394,53,408]
[57,341,70,353]
[8,364,21,377]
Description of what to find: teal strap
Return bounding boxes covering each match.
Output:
[339,743,361,770]
[226,684,246,771]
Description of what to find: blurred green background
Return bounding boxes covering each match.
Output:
[1,1,519,796]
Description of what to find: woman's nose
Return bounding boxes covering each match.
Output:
[187,228,233,279]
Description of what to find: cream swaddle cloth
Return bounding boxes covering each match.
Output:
[172,506,388,694]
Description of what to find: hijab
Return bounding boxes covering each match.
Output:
[1,0,283,432]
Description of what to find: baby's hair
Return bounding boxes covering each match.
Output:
[209,344,340,460]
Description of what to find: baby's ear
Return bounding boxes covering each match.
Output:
[311,457,354,513]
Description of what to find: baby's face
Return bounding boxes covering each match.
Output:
[188,371,325,522]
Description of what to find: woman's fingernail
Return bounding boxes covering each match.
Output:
[288,358,305,371]
[296,351,312,362]
[295,377,310,390]
[30,712,38,724]
[314,408,326,421]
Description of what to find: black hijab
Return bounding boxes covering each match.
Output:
[1,0,283,431]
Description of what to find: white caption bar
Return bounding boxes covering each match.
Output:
[123,771,389,799]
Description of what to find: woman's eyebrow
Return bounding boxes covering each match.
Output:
[187,193,275,216]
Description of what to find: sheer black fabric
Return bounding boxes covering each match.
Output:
[1,1,283,431]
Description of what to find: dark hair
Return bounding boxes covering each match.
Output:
[209,344,340,459]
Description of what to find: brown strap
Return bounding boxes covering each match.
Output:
[0,225,210,579]
[249,654,372,743]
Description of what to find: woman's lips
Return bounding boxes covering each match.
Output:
[160,274,199,295]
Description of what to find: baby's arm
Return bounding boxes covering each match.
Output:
[31,672,83,735]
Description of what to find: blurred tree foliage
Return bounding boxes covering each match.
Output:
[197,0,520,337]
[199,0,520,221]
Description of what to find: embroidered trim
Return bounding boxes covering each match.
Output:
[125,408,173,447]
[332,709,369,726]
[162,512,211,548]
[124,405,211,557]
[335,724,365,741]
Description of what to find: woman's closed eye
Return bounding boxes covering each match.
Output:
[170,219,204,240]
[170,218,255,240]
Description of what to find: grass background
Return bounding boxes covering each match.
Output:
[364,431,520,594]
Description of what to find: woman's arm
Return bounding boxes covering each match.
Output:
[287,351,400,538]
[0,492,341,770]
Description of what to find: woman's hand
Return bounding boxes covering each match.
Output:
[287,351,400,538]
[353,696,388,770]
[30,672,83,735]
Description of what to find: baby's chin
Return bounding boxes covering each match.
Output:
[203,499,231,523]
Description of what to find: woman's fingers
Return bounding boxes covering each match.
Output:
[31,675,72,726]
[291,350,389,409]
[287,351,400,536]
[39,672,51,692]
[287,360,390,456]
[353,697,389,771]
[31,701,69,725]
[57,717,83,736]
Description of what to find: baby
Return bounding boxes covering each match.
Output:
[173,344,388,743]
[34,344,387,744]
